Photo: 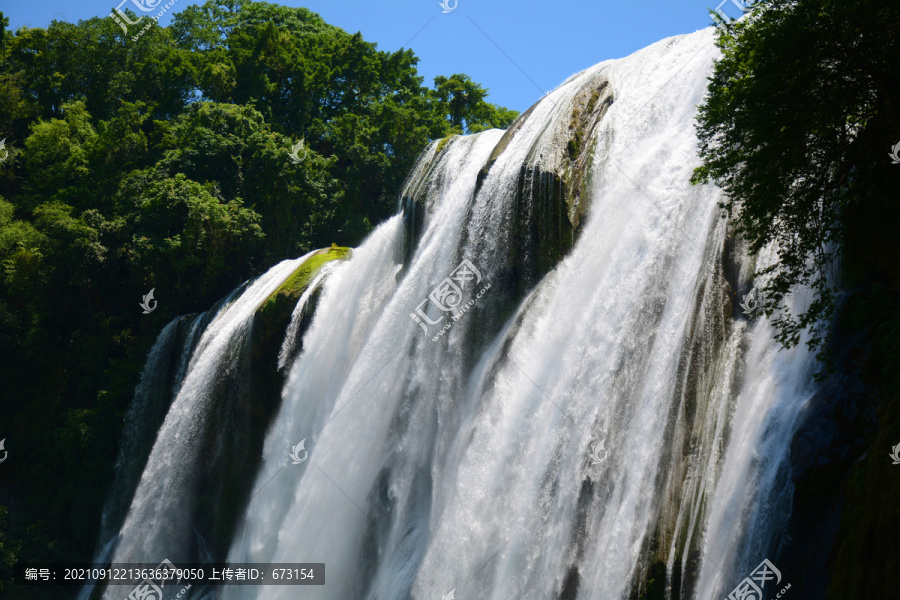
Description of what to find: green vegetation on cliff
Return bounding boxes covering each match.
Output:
[256,245,351,339]
[692,0,900,359]
[0,1,517,592]
[693,1,900,597]
[260,246,351,314]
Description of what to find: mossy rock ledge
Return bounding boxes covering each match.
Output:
[192,245,352,559]
[256,245,353,340]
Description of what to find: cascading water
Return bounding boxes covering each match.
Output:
[278,262,341,371]
[101,253,318,593]
[80,311,211,600]
[101,26,820,600]
[98,310,213,546]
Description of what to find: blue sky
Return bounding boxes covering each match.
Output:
[3,0,721,112]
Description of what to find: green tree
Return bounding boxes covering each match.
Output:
[0,11,8,49]
[22,101,96,209]
[692,0,900,357]
[168,0,518,229]
[125,173,263,298]
[430,73,517,133]
[0,4,518,583]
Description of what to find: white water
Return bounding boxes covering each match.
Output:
[100,26,821,600]
[219,27,817,600]
[98,311,211,543]
[100,317,182,544]
[694,247,818,598]
[277,261,340,370]
[102,253,315,587]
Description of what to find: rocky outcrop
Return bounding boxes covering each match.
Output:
[255,245,352,346]
[498,78,613,296]
[190,246,352,559]
[779,290,896,600]
[399,77,613,294]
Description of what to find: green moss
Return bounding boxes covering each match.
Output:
[257,245,352,318]
[586,90,600,114]
[567,132,582,160]
[562,80,611,230]
[436,135,455,153]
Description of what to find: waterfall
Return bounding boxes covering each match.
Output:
[81,308,219,600]
[103,26,820,600]
[277,262,340,371]
[693,242,819,599]
[98,311,212,545]
[101,253,316,595]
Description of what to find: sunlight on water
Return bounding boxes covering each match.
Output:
[99,27,817,600]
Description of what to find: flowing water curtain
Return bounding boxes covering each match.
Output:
[220,130,506,599]
[99,255,314,599]
[108,27,819,600]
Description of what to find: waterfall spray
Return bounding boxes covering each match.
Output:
[104,27,818,600]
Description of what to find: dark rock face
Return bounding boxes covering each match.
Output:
[776,376,867,600]
[776,291,896,600]
[482,79,614,300]
[182,248,350,561]
[400,77,614,302]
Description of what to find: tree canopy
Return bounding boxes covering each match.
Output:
[0,2,517,591]
[693,0,900,358]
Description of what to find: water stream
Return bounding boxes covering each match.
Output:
[99,28,817,600]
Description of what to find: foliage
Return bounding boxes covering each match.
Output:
[257,245,351,324]
[0,1,517,588]
[696,8,900,595]
[692,0,900,358]
[430,74,518,133]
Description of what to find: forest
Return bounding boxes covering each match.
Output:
[0,0,516,587]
